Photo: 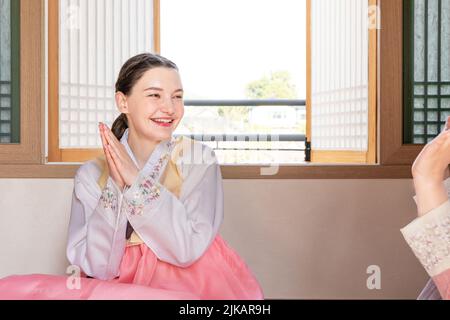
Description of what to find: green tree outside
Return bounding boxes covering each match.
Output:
[217,71,299,131]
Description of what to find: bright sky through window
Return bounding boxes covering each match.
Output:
[161,0,306,164]
[161,0,306,100]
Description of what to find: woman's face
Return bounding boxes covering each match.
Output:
[117,67,184,142]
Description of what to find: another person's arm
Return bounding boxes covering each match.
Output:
[401,118,450,299]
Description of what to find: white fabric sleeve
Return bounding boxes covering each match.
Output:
[123,146,224,268]
[66,163,128,280]
[401,200,450,277]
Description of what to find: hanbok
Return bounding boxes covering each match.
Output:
[0,128,264,300]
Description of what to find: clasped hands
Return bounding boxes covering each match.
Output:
[99,122,139,191]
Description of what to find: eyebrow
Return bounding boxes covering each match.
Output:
[144,87,184,93]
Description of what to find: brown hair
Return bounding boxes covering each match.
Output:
[111,53,179,141]
[109,53,178,240]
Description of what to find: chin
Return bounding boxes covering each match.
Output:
[140,120,177,141]
[149,129,174,142]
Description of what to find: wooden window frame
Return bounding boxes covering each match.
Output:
[378,0,423,165]
[0,0,44,165]
[47,0,161,163]
[0,0,416,179]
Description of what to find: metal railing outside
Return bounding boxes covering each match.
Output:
[173,99,310,161]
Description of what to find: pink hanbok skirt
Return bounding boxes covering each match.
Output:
[0,235,264,300]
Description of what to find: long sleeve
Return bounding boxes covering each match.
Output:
[122,146,224,268]
[66,163,128,281]
[401,200,450,299]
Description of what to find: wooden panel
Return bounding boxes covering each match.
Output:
[311,151,367,164]
[0,164,413,179]
[0,164,79,178]
[153,0,160,54]
[0,0,44,164]
[220,165,412,179]
[47,0,60,162]
[61,149,103,163]
[367,0,378,164]
[379,0,422,164]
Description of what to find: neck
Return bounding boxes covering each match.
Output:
[127,129,160,170]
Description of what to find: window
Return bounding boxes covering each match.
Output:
[47,0,157,162]
[379,0,450,166]
[161,0,377,165]
[403,0,450,144]
[0,0,43,166]
[46,0,377,166]
[161,0,306,165]
[0,0,20,144]
[0,0,416,178]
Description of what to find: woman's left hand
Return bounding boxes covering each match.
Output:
[100,123,140,187]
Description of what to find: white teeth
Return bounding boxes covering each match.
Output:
[152,119,173,123]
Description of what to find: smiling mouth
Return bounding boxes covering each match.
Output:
[150,118,174,127]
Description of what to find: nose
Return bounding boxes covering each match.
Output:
[160,95,176,114]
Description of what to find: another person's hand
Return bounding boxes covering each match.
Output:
[411,116,450,216]
[439,116,450,185]
[99,122,139,189]
[412,119,450,182]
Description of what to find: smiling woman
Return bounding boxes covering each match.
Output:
[112,53,184,169]
[0,53,264,300]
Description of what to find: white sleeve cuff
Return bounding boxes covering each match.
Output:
[97,177,127,228]
[122,171,164,217]
[401,200,450,277]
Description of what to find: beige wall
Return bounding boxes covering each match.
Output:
[0,178,428,299]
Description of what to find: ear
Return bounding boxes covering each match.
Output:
[115,92,129,114]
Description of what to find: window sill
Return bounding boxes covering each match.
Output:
[0,163,412,179]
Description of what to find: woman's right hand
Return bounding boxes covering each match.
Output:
[99,123,126,190]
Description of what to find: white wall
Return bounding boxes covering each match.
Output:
[0,179,428,299]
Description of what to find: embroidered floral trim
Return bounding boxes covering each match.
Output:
[123,140,176,216]
[404,216,450,275]
[100,181,118,212]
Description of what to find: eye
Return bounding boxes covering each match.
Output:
[147,93,160,98]
[173,95,183,99]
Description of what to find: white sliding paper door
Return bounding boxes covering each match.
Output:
[307,0,377,163]
[59,0,155,148]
